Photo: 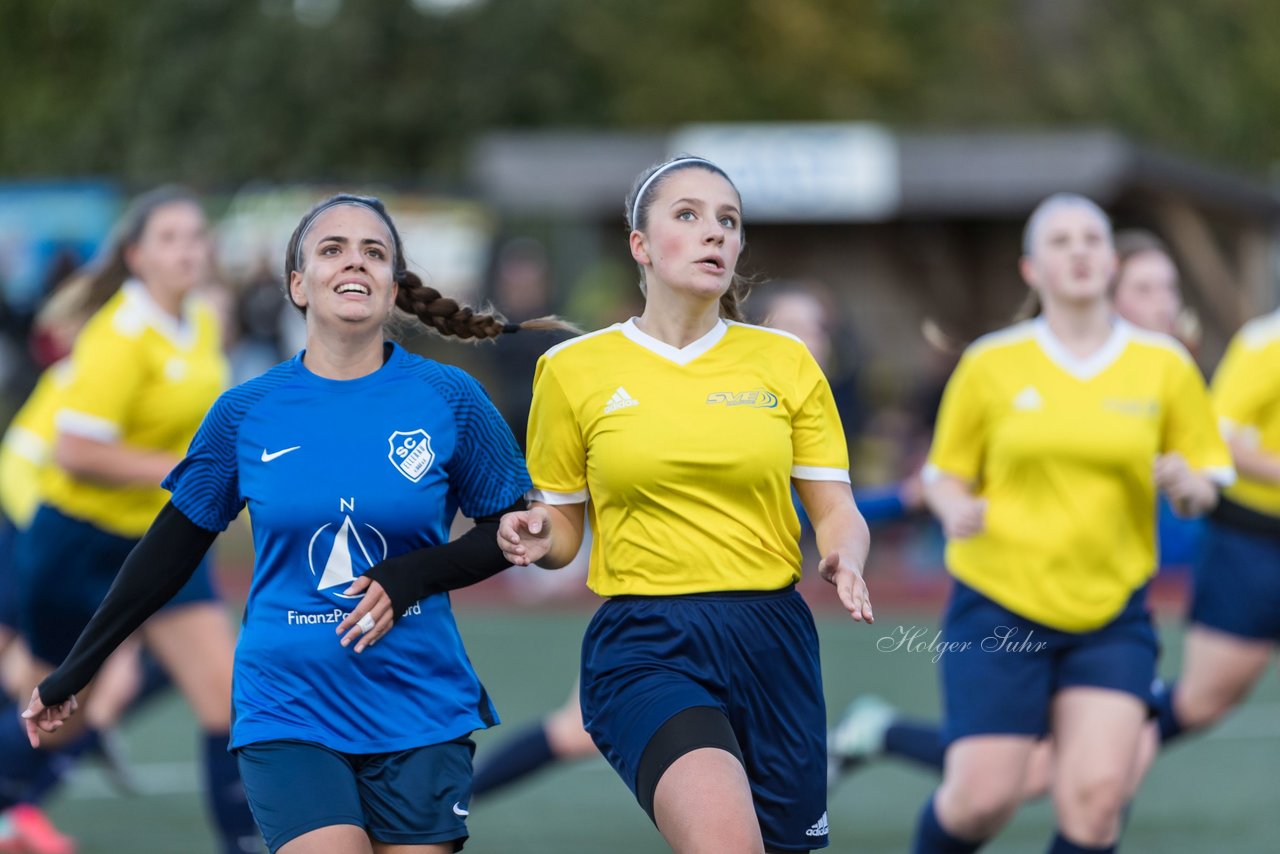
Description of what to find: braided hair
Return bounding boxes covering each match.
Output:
[285,194,576,341]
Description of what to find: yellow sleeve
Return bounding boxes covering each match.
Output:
[1165,352,1234,477]
[55,319,145,441]
[525,356,588,501]
[790,350,849,477]
[1211,334,1278,435]
[926,349,989,483]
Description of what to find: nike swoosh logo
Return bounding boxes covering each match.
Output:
[260,446,301,462]
[452,803,469,817]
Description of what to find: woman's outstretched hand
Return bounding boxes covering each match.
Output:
[21,688,77,748]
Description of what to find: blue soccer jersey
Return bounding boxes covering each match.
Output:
[164,343,530,753]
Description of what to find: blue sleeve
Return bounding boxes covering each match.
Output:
[447,368,533,518]
[163,392,245,532]
[1156,495,1204,569]
[853,484,908,525]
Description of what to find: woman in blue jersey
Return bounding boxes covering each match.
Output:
[23,194,570,854]
[0,187,259,854]
[498,156,874,854]
[909,195,1231,854]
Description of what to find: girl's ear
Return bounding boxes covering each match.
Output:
[629,229,650,267]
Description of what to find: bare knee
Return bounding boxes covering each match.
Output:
[936,778,1021,839]
[1176,683,1249,732]
[1055,770,1129,845]
[545,703,595,757]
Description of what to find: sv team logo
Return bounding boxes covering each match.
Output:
[308,498,388,600]
[388,429,435,482]
[706,388,779,408]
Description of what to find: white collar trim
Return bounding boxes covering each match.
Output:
[1032,315,1131,380]
[620,317,728,366]
[122,280,196,349]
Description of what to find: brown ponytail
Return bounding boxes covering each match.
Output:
[395,272,578,340]
[718,280,750,322]
[287,194,579,341]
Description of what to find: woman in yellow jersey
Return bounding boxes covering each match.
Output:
[912,194,1231,854]
[5,187,260,854]
[1146,305,1280,743]
[499,156,874,854]
[0,356,172,854]
[829,229,1207,793]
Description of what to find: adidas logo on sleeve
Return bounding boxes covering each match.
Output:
[604,386,639,414]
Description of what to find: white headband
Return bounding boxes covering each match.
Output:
[293,198,394,271]
[630,157,718,228]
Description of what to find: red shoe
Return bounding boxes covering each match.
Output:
[8,804,77,854]
[0,812,23,854]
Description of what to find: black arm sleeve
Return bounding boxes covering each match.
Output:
[363,497,527,620]
[38,502,217,705]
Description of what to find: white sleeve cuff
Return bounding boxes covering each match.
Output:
[55,409,120,442]
[790,465,851,483]
[526,487,588,506]
[921,463,975,485]
[920,463,946,484]
[1203,466,1237,487]
[3,427,48,464]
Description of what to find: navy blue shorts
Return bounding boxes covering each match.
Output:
[236,737,474,853]
[939,580,1158,746]
[15,504,219,665]
[1190,519,1280,641]
[580,586,829,851]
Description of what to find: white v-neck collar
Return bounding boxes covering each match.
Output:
[1032,316,1131,381]
[122,280,197,349]
[620,317,728,366]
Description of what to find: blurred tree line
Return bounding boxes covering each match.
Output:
[1,0,1277,188]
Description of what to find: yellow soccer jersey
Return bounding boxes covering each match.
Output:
[42,282,228,537]
[527,319,849,597]
[926,318,1232,632]
[0,362,73,528]
[1212,311,1280,516]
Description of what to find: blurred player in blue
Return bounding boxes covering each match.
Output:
[499,156,874,853]
[23,193,572,854]
[906,195,1230,853]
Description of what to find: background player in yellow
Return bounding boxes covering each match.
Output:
[1143,307,1280,751]
[2,187,260,854]
[913,193,1231,854]
[829,229,1218,802]
[500,156,873,853]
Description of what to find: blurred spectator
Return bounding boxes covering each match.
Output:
[479,237,573,448]
[750,280,869,444]
[226,260,296,384]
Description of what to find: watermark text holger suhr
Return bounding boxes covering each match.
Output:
[877,625,1048,663]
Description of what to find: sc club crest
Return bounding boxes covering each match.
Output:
[388,429,435,483]
[308,498,388,600]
